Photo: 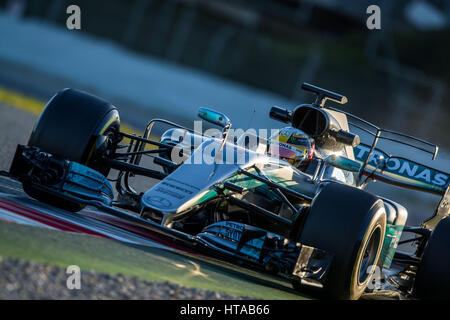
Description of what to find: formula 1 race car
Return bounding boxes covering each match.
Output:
[5,83,450,299]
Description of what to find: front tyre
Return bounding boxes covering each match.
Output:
[293,182,386,300]
[24,88,120,212]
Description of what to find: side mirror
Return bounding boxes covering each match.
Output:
[324,155,362,173]
[198,107,231,128]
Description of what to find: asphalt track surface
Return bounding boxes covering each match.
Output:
[0,99,314,300]
[0,90,427,300]
[0,64,442,299]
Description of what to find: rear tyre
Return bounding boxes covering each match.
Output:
[24,88,120,212]
[293,182,386,300]
[413,217,450,299]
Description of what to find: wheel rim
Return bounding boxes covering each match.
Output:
[357,225,382,285]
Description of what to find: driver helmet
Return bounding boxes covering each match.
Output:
[268,127,315,170]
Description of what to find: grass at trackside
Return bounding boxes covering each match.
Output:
[0,220,309,300]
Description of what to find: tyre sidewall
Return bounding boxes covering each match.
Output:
[298,183,386,299]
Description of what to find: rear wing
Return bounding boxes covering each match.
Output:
[354,143,448,195]
[326,106,448,196]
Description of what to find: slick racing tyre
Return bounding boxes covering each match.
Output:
[24,88,120,212]
[413,217,450,299]
[293,182,386,300]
